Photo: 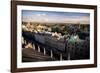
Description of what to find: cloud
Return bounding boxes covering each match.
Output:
[22,13,90,24]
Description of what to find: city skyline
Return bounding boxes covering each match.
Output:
[22,10,90,24]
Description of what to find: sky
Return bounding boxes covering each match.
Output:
[22,10,90,24]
